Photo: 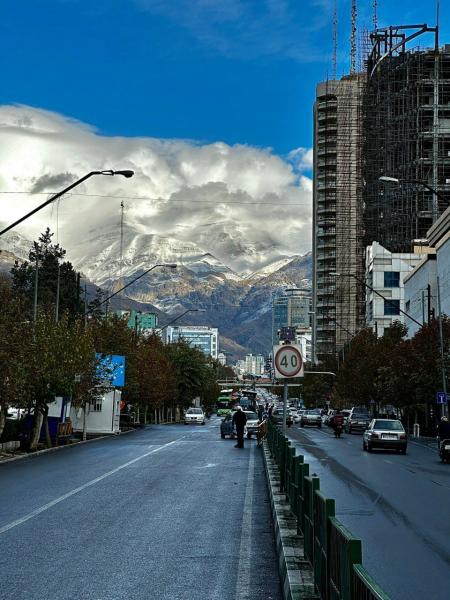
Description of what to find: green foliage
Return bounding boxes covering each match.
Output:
[10,228,83,319]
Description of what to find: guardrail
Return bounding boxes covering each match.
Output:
[267,420,391,600]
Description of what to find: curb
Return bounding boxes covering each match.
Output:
[262,441,318,600]
[0,428,136,466]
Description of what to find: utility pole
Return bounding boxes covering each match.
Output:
[33,254,39,324]
[55,262,61,323]
[437,277,448,417]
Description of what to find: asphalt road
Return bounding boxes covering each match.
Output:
[0,418,282,600]
[286,424,450,600]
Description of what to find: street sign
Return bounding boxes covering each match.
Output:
[273,344,304,379]
[436,392,448,404]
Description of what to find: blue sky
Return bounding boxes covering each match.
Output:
[1,1,449,157]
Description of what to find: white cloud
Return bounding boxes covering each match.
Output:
[0,105,312,273]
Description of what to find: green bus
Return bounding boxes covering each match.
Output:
[217,389,235,417]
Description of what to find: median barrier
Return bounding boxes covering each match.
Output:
[264,420,391,600]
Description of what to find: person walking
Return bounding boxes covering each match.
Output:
[232,406,247,449]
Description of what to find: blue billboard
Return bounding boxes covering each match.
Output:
[96,353,126,387]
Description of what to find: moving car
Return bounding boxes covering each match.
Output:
[300,409,322,428]
[363,419,407,453]
[244,411,260,438]
[346,407,371,434]
[184,408,206,425]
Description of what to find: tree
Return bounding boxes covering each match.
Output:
[0,277,33,438]
[10,228,83,320]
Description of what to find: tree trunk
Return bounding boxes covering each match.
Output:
[30,410,44,451]
[83,403,87,441]
[144,406,148,425]
[0,405,6,439]
[136,405,140,424]
[43,405,52,448]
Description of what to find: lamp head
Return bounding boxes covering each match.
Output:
[99,169,135,178]
[164,263,177,269]
[379,176,399,184]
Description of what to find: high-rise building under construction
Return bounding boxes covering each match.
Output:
[313,24,450,360]
[364,25,450,252]
[312,75,366,361]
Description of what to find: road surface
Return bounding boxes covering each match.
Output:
[0,418,282,600]
[287,424,450,600]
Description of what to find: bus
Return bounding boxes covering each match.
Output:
[216,389,236,416]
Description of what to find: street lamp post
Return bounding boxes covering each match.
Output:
[330,272,422,329]
[84,263,177,317]
[1,169,134,237]
[379,176,450,224]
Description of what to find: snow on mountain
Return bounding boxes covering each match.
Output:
[246,256,296,280]
[70,224,241,286]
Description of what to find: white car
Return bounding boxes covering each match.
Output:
[184,408,206,425]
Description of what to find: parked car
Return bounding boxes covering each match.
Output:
[220,413,236,438]
[346,407,371,434]
[184,408,206,425]
[300,409,322,428]
[363,419,407,453]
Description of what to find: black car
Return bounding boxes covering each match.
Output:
[346,407,371,434]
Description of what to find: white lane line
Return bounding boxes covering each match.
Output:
[234,444,255,600]
[0,439,182,535]
[383,459,393,465]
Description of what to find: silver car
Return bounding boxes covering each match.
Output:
[300,409,322,428]
[184,408,206,425]
[363,419,407,453]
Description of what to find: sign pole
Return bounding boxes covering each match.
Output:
[283,379,288,433]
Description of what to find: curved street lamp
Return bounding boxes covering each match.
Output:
[0,169,135,237]
[84,263,177,317]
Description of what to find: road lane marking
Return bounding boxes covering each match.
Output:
[0,439,182,535]
[234,444,255,600]
[383,459,393,465]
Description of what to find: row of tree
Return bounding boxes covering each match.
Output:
[0,230,222,449]
[302,320,450,434]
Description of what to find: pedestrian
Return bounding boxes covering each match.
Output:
[232,406,247,449]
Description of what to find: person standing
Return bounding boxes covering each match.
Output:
[232,406,247,449]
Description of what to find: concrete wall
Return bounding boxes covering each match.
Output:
[404,256,437,338]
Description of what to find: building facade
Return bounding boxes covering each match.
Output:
[116,310,158,334]
[364,27,450,253]
[165,325,219,359]
[272,288,311,346]
[365,242,426,337]
[404,253,437,338]
[313,74,366,360]
[243,354,265,376]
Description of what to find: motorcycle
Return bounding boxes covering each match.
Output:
[439,438,450,463]
[334,424,343,438]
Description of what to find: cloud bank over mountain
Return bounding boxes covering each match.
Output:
[0,105,312,273]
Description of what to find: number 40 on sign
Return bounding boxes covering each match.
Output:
[273,344,304,379]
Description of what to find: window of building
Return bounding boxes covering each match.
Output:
[384,299,400,316]
[90,399,102,412]
[384,271,400,288]
[405,300,410,313]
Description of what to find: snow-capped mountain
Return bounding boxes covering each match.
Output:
[0,226,312,357]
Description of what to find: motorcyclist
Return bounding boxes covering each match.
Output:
[331,409,344,431]
[437,416,450,449]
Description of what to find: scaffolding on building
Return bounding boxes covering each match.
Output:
[364,24,450,253]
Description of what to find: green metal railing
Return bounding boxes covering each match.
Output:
[267,421,392,600]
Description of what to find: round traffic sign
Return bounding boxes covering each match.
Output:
[274,345,303,377]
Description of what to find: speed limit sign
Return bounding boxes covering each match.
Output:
[273,344,304,378]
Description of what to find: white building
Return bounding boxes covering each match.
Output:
[365,242,426,337]
[70,389,122,435]
[244,354,265,376]
[404,252,437,338]
[165,325,219,359]
[217,352,227,366]
[295,327,312,363]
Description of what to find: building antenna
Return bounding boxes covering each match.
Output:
[332,0,337,80]
[436,0,440,50]
[120,200,124,279]
[350,0,357,74]
[372,0,378,30]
